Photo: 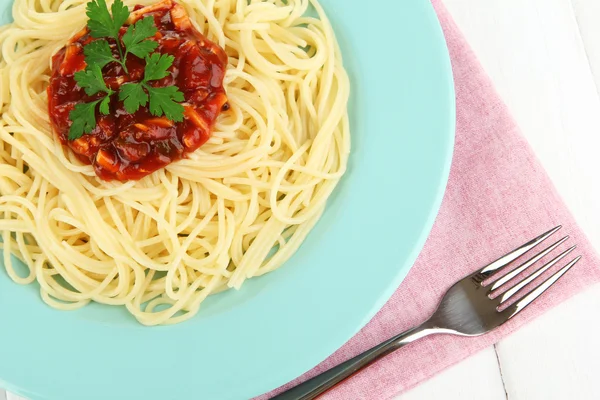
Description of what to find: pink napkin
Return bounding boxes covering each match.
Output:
[261,0,600,398]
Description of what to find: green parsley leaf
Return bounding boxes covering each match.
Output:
[118,83,148,113]
[83,39,115,69]
[86,0,129,39]
[73,0,186,131]
[74,64,114,96]
[146,85,185,122]
[122,16,158,59]
[68,100,101,140]
[110,0,130,28]
[116,52,184,120]
[99,96,112,115]
[144,53,175,82]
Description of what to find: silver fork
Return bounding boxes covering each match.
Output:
[272,226,581,400]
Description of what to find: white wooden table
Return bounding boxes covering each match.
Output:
[3,0,600,399]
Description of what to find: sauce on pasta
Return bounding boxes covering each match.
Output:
[47,0,228,181]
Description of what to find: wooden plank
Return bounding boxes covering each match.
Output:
[571,0,600,92]
[398,347,507,400]
[497,287,600,399]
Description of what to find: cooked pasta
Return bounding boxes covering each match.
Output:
[0,0,350,325]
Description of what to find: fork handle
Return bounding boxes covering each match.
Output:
[271,324,433,400]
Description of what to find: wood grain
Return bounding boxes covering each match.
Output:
[400,348,507,400]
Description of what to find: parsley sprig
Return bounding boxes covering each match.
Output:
[69,65,114,140]
[68,0,185,140]
[119,53,185,122]
[85,0,129,70]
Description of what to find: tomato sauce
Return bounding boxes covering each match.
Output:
[47,0,228,181]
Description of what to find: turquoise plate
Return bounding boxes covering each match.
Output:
[0,0,454,399]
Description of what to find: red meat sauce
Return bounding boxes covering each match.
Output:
[47,0,228,181]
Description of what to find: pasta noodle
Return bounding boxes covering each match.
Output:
[0,0,350,325]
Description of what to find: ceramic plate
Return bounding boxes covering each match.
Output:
[0,0,454,398]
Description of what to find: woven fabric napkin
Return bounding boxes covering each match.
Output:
[260,0,600,398]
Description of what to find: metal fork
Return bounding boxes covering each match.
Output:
[273,226,581,400]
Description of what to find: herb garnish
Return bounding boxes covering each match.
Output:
[68,0,184,140]
[119,53,185,121]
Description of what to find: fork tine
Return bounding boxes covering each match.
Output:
[487,236,569,291]
[479,226,562,276]
[498,245,576,303]
[504,256,581,319]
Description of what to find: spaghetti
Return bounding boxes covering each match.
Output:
[0,0,350,325]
